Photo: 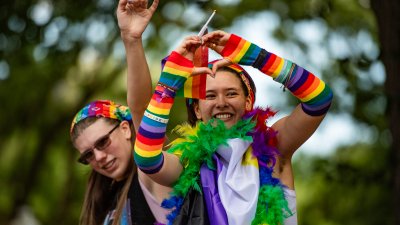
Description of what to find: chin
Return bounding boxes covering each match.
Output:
[222,120,236,128]
[109,171,122,181]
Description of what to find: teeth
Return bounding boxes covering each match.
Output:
[103,159,114,169]
[215,114,231,119]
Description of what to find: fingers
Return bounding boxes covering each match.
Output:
[125,0,148,12]
[181,36,202,49]
[211,58,232,74]
[192,67,213,77]
[201,30,231,54]
[127,0,146,9]
[202,30,226,42]
[175,36,202,60]
[206,42,217,49]
[149,0,159,14]
[118,0,128,11]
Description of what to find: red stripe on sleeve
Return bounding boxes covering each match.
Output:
[137,133,165,145]
[260,53,277,73]
[293,73,315,96]
[168,51,194,67]
[221,34,242,58]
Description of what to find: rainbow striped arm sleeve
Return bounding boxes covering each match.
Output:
[220,34,333,116]
[134,51,194,174]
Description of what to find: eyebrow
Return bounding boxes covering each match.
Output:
[205,87,241,93]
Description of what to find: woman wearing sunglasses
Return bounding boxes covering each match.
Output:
[69,0,172,225]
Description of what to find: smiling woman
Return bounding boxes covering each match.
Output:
[186,62,256,128]
[67,0,176,225]
[76,122,121,165]
[71,101,133,180]
[132,30,333,225]
[70,99,172,225]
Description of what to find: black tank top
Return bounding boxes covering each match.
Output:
[129,173,156,225]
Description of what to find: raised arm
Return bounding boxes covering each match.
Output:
[203,31,334,158]
[117,0,158,132]
[133,36,204,186]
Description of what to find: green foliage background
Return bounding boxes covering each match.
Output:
[0,0,396,224]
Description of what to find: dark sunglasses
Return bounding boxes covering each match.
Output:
[77,123,120,165]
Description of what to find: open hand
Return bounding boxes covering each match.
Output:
[117,0,159,40]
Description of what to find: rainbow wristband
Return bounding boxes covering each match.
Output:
[158,51,194,90]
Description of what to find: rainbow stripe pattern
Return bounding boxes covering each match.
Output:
[134,51,194,174]
[161,55,207,99]
[176,74,207,99]
[221,34,333,116]
[70,100,132,133]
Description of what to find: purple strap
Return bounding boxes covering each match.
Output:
[200,154,229,225]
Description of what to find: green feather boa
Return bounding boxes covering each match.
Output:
[167,118,254,195]
[166,118,292,225]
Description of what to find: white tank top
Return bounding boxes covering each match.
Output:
[283,187,298,225]
[138,178,170,224]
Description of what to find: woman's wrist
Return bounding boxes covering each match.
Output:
[120,31,143,45]
[220,34,261,66]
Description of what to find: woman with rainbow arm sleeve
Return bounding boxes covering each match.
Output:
[134,30,333,225]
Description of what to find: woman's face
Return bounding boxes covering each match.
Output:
[74,119,132,181]
[194,70,252,128]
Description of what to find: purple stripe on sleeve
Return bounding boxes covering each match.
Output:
[141,121,167,134]
[301,102,332,116]
[286,66,304,89]
[287,69,310,92]
[302,100,332,112]
[141,158,164,174]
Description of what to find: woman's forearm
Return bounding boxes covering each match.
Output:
[221,34,333,116]
[134,51,193,174]
[123,37,153,132]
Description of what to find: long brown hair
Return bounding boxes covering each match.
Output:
[186,66,257,126]
[71,117,136,225]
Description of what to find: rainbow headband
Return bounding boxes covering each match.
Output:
[70,100,132,133]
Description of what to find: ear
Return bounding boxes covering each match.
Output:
[119,120,132,140]
[193,102,202,120]
[245,96,253,111]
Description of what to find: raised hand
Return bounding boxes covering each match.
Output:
[201,30,233,74]
[172,36,212,76]
[174,36,202,62]
[202,30,231,54]
[117,0,159,40]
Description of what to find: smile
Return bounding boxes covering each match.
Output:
[214,113,232,119]
[102,158,116,170]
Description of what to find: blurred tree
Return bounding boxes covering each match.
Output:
[0,0,397,224]
[370,1,400,224]
[294,142,392,225]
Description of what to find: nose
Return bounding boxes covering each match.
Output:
[216,95,228,108]
[93,149,107,162]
